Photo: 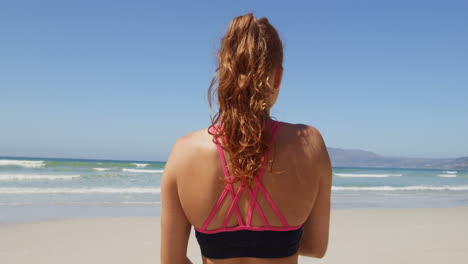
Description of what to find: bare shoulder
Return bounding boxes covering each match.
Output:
[164,128,212,179]
[174,128,209,147]
[170,128,211,161]
[280,121,331,189]
[279,121,327,158]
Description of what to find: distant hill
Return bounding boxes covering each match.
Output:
[327,147,468,170]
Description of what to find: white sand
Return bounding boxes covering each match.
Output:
[1,207,467,264]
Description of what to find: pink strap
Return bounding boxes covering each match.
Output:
[222,184,244,228]
[201,185,229,230]
[258,183,289,227]
[211,127,230,180]
[210,126,244,226]
[246,185,269,226]
[227,184,244,226]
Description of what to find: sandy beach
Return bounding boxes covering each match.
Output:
[1,207,466,264]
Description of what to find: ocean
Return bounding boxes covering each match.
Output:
[1,157,467,224]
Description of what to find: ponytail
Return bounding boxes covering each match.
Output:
[208,13,283,186]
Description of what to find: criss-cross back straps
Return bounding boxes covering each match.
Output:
[201,120,287,231]
[201,126,245,230]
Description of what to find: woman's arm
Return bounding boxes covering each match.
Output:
[161,139,193,264]
[298,127,332,258]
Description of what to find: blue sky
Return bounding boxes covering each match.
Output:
[1,0,467,161]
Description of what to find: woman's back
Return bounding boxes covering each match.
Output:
[174,121,330,264]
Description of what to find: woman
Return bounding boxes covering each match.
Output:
[161,13,332,264]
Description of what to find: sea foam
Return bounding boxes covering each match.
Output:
[93,168,111,171]
[332,185,468,191]
[334,173,402,178]
[122,168,164,173]
[0,174,80,181]
[132,163,149,168]
[0,160,46,168]
[438,174,457,178]
[0,187,161,194]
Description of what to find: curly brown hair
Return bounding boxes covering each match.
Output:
[208,13,284,187]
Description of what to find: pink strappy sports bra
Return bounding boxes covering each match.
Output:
[194,119,304,259]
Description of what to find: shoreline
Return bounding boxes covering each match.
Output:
[1,207,467,264]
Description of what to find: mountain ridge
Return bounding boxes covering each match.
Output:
[327,147,468,170]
